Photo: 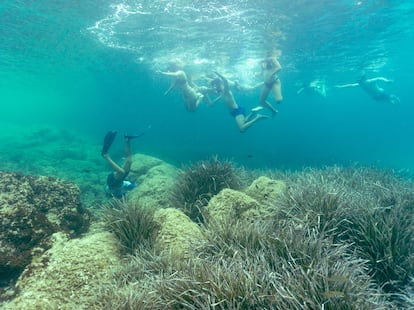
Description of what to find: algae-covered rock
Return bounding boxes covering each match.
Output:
[0,172,90,301]
[128,154,178,209]
[204,178,286,223]
[153,208,205,261]
[130,153,164,176]
[2,226,121,310]
[244,176,286,205]
[204,188,261,222]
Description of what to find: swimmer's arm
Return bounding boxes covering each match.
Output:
[366,77,393,83]
[203,94,214,106]
[214,71,230,93]
[103,154,125,175]
[209,95,222,105]
[251,81,264,89]
[271,59,282,75]
[198,86,215,94]
[239,81,263,91]
[297,87,305,94]
[261,57,282,76]
[157,70,179,95]
[334,83,359,88]
[164,81,176,96]
[188,78,199,89]
[157,70,180,77]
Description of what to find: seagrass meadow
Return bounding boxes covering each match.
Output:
[1,148,413,309]
[1,0,414,308]
[92,162,414,309]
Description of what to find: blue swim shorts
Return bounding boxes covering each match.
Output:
[230,106,246,117]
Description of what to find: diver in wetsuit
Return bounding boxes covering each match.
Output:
[101,131,141,199]
[259,51,283,116]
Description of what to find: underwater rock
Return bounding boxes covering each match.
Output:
[129,154,178,208]
[204,188,261,222]
[244,176,286,205]
[130,153,164,176]
[205,177,286,222]
[0,172,90,301]
[153,208,205,261]
[2,226,121,309]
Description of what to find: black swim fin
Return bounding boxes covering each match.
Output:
[102,131,117,156]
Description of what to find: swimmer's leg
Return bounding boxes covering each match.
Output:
[195,93,204,109]
[236,114,270,133]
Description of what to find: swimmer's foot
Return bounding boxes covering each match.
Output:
[271,109,279,118]
[196,94,204,108]
[251,106,264,113]
[257,114,271,121]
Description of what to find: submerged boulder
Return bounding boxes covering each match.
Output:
[153,208,205,261]
[128,154,178,209]
[244,176,286,205]
[2,228,121,309]
[205,177,287,222]
[204,188,261,222]
[0,172,90,301]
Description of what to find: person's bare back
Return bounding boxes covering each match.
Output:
[158,69,204,112]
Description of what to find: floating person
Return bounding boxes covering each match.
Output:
[198,74,261,107]
[157,62,204,112]
[335,73,400,104]
[202,73,262,93]
[101,131,141,199]
[258,51,283,116]
[297,79,327,98]
[209,71,269,133]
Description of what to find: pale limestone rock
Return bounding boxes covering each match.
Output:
[128,154,178,209]
[130,153,164,175]
[205,177,286,222]
[244,176,286,205]
[204,188,261,222]
[153,208,205,261]
[0,172,90,302]
[2,224,121,310]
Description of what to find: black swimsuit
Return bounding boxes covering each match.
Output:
[265,74,279,88]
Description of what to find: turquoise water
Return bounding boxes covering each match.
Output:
[1,0,413,173]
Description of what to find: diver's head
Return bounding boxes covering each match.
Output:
[266,49,282,59]
[210,77,223,92]
[167,59,184,72]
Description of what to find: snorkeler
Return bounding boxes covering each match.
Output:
[199,74,262,107]
[102,131,141,199]
[335,74,400,104]
[297,79,327,97]
[157,62,204,112]
[258,51,283,116]
[209,71,269,133]
[202,73,262,93]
